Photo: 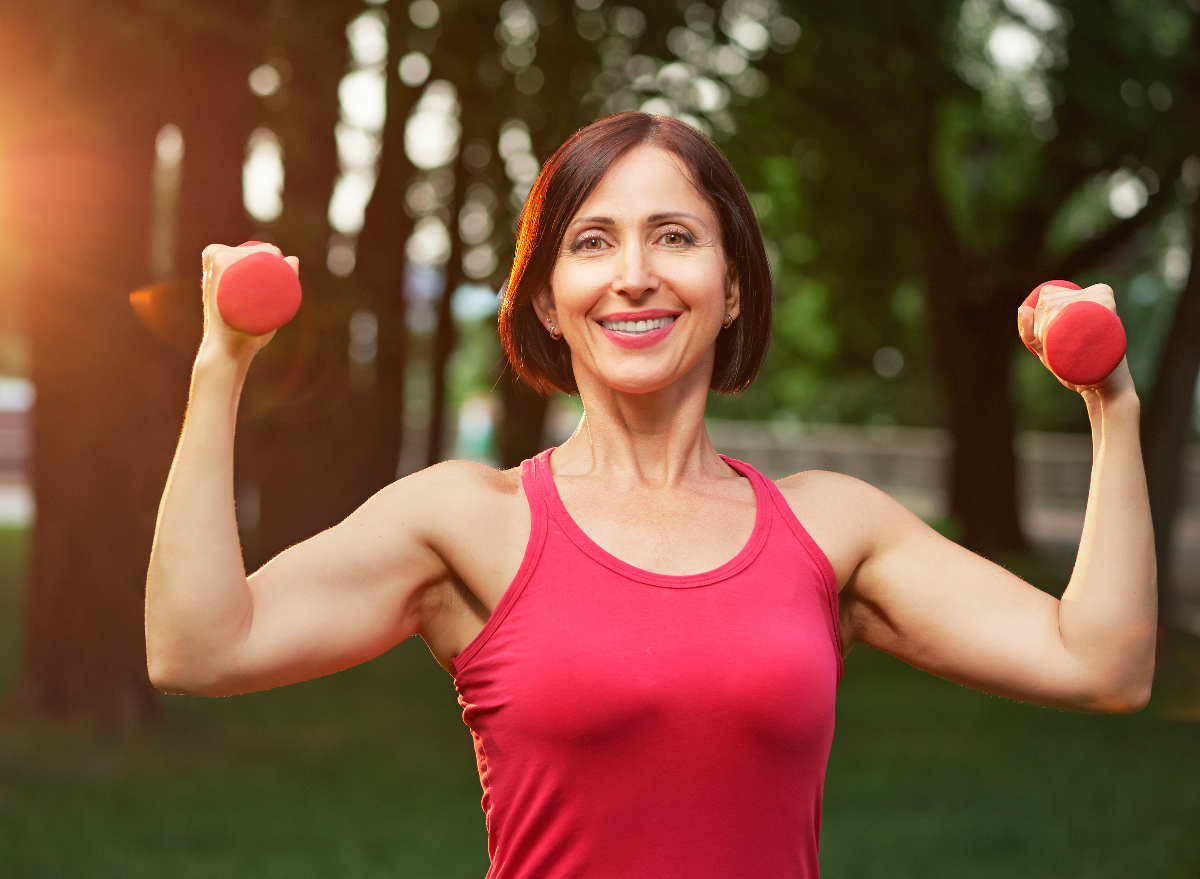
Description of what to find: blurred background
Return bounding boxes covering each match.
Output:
[0,0,1199,875]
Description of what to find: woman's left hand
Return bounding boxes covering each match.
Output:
[1016,282,1129,394]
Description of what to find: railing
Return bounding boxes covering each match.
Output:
[705,419,1200,513]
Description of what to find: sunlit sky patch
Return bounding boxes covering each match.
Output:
[243,129,284,223]
[406,81,461,171]
[1003,0,1061,32]
[327,10,390,242]
[987,22,1044,72]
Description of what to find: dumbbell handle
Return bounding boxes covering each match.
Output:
[1022,280,1126,386]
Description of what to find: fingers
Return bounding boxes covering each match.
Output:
[1023,282,1116,345]
[198,242,297,347]
[202,241,285,270]
[1081,282,1116,312]
[1017,304,1040,356]
[201,242,293,290]
[1019,281,1126,390]
[1034,282,1115,323]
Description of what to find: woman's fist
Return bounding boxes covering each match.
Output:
[201,241,301,339]
[1017,281,1126,387]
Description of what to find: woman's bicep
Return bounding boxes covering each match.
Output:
[840,489,1100,711]
[214,480,452,695]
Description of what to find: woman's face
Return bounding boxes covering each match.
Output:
[537,145,740,396]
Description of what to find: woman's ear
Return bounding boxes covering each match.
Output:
[724,269,741,322]
[532,288,558,334]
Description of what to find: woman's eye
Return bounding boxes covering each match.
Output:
[576,235,606,251]
[659,228,692,246]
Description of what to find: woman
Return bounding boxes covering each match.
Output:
[146,112,1156,878]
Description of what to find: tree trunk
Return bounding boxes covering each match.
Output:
[496,371,550,469]
[241,1,423,565]
[4,30,170,726]
[354,27,419,488]
[927,284,1028,556]
[3,3,260,728]
[1142,195,1200,623]
[916,121,1027,557]
[237,1,359,566]
[426,164,466,467]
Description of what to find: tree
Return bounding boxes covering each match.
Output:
[1,1,259,725]
[725,0,1196,558]
[1141,12,1200,621]
[230,0,393,567]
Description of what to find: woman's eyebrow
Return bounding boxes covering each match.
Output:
[568,211,706,226]
[647,211,705,224]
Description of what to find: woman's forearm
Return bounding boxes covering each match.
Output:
[145,343,258,693]
[1058,378,1157,710]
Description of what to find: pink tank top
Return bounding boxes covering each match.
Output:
[451,450,843,878]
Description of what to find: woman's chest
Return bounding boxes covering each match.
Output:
[554,481,758,576]
[461,567,840,753]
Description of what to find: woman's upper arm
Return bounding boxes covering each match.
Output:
[207,462,487,695]
[782,473,1101,711]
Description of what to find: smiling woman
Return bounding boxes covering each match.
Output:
[498,113,771,395]
[148,112,1156,879]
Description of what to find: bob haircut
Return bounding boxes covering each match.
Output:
[498,112,773,396]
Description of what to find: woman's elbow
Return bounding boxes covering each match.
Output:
[1108,679,1153,714]
[1082,670,1154,714]
[146,648,227,696]
[147,654,196,695]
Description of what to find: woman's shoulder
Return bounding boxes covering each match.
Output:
[380,458,526,515]
[773,467,882,507]
[359,458,532,566]
[773,467,916,532]
[770,468,915,588]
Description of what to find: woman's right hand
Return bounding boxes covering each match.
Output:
[198,242,299,361]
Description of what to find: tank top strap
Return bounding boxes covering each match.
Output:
[524,447,556,512]
[720,455,844,678]
[448,451,552,676]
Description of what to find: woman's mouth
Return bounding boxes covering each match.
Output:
[596,313,680,349]
[598,316,678,333]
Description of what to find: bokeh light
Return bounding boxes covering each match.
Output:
[243,128,284,223]
[405,81,461,171]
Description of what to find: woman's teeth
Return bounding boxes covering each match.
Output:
[599,316,677,333]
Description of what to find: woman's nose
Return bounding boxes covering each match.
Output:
[612,245,658,299]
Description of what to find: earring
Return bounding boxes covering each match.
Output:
[723,313,735,329]
[549,324,562,340]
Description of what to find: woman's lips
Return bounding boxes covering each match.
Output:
[598,318,678,349]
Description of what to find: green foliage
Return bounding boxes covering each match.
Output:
[709,144,943,425]
[712,0,1200,444]
[936,97,1051,255]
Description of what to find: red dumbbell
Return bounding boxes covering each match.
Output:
[215,241,302,335]
[1021,280,1126,386]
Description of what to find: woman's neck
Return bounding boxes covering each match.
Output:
[552,366,726,486]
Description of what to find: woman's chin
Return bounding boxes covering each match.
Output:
[585,361,709,397]
[574,365,668,395]
[572,343,715,397]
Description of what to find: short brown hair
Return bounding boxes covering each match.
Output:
[498,112,773,395]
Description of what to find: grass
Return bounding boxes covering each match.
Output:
[823,646,1200,878]
[0,526,1197,877]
